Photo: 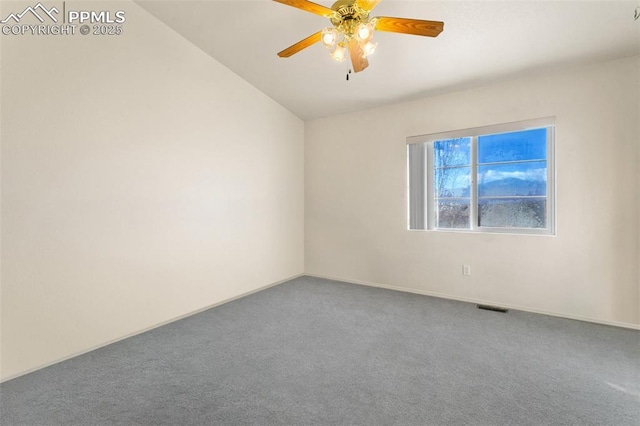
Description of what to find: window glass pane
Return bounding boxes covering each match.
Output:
[436,200,470,229]
[478,198,546,228]
[478,161,547,197]
[435,166,471,198]
[434,137,471,167]
[478,129,546,163]
[408,121,553,233]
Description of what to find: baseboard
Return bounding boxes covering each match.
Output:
[306,273,640,331]
[1,273,304,384]
[4,271,636,383]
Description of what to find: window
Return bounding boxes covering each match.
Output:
[408,118,555,234]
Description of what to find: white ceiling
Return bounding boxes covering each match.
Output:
[136,0,640,120]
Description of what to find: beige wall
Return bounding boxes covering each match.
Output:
[306,56,640,328]
[0,1,304,380]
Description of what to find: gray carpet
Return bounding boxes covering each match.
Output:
[1,276,639,425]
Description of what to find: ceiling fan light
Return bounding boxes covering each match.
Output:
[321,27,338,48]
[330,44,347,62]
[363,41,377,57]
[356,22,374,42]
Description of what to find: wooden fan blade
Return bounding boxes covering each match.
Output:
[355,0,381,12]
[374,17,444,37]
[273,0,334,17]
[348,39,369,73]
[278,31,322,57]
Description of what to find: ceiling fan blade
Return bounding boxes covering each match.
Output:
[278,31,322,58]
[273,0,334,17]
[348,39,369,73]
[355,0,381,12]
[374,17,444,37]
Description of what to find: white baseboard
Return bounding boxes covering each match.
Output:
[1,273,304,384]
[4,271,636,383]
[306,273,640,331]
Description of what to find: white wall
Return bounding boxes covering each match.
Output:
[1,1,304,380]
[306,56,640,328]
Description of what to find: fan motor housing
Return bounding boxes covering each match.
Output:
[330,0,369,36]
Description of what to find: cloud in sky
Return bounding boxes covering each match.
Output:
[480,167,546,184]
[438,165,547,192]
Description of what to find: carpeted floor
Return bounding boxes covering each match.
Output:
[2,276,639,425]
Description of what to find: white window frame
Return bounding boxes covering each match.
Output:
[407,117,556,235]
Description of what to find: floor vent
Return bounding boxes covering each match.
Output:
[477,304,509,313]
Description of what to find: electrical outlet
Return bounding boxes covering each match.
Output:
[463,264,471,276]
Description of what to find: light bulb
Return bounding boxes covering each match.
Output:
[321,27,338,48]
[363,41,377,57]
[356,22,373,41]
[331,44,347,62]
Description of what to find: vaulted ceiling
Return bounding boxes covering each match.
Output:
[136,0,640,120]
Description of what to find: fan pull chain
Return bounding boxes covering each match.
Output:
[346,69,352,81]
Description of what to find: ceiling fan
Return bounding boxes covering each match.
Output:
[273,0,444,73]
